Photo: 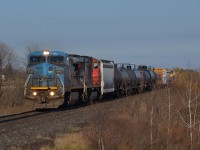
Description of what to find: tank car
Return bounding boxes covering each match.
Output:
[125,64,144,93]
[24,50,65,103]
[114,64,136,97]
[137,65,156,91]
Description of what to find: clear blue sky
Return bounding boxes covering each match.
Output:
[0,0,200,69]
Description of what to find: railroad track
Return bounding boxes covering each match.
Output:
[0,103,89,124]
[0,110,49,124]
[0,92,144,124]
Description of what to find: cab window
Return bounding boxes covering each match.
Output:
[29,56,45,65]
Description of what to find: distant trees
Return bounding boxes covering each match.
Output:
[19,44,42,67]
[25,44,41,56]
[0,41,17,94]
[0,41,17,72]
[0,41,26,106]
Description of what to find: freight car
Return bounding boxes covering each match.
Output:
[152,68,175,86]
[24,50,174,107]
[137,65,157,91]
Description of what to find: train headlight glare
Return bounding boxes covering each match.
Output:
[50,91,55,96]
[33,92,37,96]
[43,50,50,56]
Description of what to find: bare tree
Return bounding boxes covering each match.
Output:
[25,44,41,56]
[0,41,17,95]
[20,44,42,67]
[0,41,17,70]
[177,72,200,150]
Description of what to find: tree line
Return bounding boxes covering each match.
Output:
[0,41,40,106]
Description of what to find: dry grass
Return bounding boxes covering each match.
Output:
[2,69,200,149]
[82,70,200,150]
[40,133,88,150]
[0,105,32,116]
[0,79,25,106]
[38,70,200,150]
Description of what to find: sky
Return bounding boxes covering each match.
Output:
[0,0,200,69]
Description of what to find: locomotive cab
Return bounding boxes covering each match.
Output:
[24,50,66,103]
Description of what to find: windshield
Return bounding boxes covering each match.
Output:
[29,56,45,65]
[48,56,64,65]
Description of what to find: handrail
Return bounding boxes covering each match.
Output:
[56,74,65,96]
[24,74,33,96]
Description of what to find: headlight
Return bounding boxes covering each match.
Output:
[33,92,37,96]
[43,50,50,56]
[50,91,55,96]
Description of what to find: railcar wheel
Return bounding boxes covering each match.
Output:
[114,90,120,98]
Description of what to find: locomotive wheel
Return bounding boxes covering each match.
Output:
[97,91,102,101]
[78,91,86,104]
[80,93,87,103]
[78,91,84,101]
[84,92,92,104]
[61,92,71,107]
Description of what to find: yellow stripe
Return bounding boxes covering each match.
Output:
[31,86,58,90]
[50,87,58,90]
[31,87,48,90]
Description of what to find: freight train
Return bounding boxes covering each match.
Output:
[24,50,174,106]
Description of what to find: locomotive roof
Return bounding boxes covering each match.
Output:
[69,54,100,61]
[29,51,66,56]
[69,54,92,58]
[100,59,114,63]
